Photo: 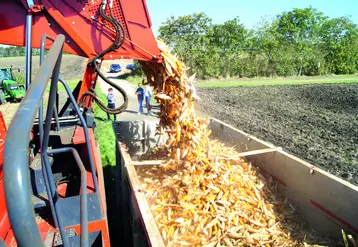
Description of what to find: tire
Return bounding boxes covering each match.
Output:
[0,90,6,105]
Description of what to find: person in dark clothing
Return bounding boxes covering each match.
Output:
[106,88,116,121]
[135,83,144,115]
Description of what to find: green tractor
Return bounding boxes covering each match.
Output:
[0,67,26,105]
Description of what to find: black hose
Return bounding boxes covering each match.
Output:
[82,2,128,115]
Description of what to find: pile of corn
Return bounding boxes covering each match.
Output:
[139,42,335,247]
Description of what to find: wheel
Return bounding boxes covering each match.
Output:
[0,90,6,105]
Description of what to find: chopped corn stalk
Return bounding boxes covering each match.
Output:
[139,41,339,247]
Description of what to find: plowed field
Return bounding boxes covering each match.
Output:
[198,83,358,185]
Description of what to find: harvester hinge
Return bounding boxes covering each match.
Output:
[23,0,43,12]
[30,4,43,13]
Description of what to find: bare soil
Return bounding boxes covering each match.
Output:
[0,54,87,81]
[0,103,20,127]
[197,84,358,185]
[0,91,68,127]
[0,54,86,126]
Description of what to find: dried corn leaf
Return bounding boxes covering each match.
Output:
[138,41,340,247]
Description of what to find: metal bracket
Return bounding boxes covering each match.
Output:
[53,229,76,246]
[31,5,43,12]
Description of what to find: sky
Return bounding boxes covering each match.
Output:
[146,0,358,37]
[1,0,356,47]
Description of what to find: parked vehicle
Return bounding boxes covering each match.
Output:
[126,64,135,71]
[0,67,25,104]
[110,64,121,73]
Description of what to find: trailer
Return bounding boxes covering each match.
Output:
[115,119,358,247]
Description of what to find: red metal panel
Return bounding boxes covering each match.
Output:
[64,219,110,247]
[0,112,9,241]
[42,0,96,58]
[0,112,6,179]
[0,1,87,57]
[0,0,161,62]
[0,0,159,244]
[0,181,11,241]
[72,126,110,244]
[73,126,92,145]
[77,60,99,106]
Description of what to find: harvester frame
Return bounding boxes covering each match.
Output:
[0,0,161,246]
[1,0,358,247]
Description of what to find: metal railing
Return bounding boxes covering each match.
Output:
[58,77,98,193]
[39,34,60,135]
[47,147,88,247]
[3,34,95,247]
[4,34,65,247]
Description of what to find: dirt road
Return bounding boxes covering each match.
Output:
[99,60,159,121]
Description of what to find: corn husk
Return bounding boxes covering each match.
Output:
[139,41,338,247]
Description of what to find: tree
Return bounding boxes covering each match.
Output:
[158,13,214,78]
[321,17,358,74]
[275,7,328,75]
[158,8,358,79]
[210,18,251,77]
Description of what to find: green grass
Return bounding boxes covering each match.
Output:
[197,75,358,88]
[93,86,116,167]
[117,73,145,86]
[91,86,119,246]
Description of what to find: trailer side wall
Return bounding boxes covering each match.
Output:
[115,119,358,246]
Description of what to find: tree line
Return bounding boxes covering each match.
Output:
[158,7,358,79]
[0,46,41,57]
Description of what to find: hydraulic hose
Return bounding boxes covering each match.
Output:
[82,0,128,115]
[109,0,126,48]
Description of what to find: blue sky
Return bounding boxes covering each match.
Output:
[146,0,358,37]
[1,1,356,47]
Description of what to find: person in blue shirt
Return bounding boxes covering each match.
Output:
[144,84,153,116]
[135,83,144,115]
[106,88,116,122]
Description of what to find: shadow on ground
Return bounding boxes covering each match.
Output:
[103,165,121,246]
[125,110,139,114]
[95,116,106,121]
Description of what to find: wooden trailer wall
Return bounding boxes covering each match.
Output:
[115,121,166,247]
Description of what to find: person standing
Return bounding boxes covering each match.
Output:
[135,83,144,115]
[106,88,116,122]
[144,84,153,116]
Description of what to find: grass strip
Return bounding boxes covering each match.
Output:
[197,76,358,88]
[93,86,116,167]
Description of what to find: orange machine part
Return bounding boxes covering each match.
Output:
[0,112,10,241]
[0,1,161,245]
[0,0,161,62]
[0,0,161,105]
